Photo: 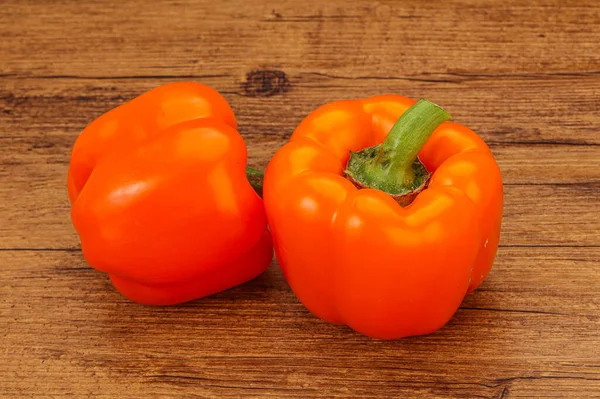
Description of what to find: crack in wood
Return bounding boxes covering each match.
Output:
[3,70,599,84]
[496,375,600,383]
[486,140,599,147]
[298,71,459,84]
[0,73,232,80]
[459,307,569,316]
[1,244,599,252]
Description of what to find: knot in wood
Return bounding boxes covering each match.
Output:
[242,70,290,97]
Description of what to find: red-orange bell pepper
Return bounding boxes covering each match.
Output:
[263,96,503,339]
[68,83,272,305]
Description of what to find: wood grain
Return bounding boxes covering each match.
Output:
[1,0,599,398]
[2,248,600,398]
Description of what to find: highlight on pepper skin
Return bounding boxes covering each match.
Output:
[263,95,503,339]
[68,82,273,305]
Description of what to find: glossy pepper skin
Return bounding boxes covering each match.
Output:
[68,83,273,305]
[263,95,503,339]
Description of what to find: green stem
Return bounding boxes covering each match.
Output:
[344,99,452,202]
[381,99,451,186]
[246,167,264,197]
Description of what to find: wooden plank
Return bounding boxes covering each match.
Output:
[2,76,599,145]
[1,159,598,249]
[2,0,600,78]
[0,248,600,398]
[1,247,599,398]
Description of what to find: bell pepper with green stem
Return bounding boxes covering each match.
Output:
[263,95,503,339]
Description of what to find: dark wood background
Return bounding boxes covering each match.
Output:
[1,1,599,397]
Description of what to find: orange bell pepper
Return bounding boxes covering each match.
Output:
[68,83,273,305]
[263,96,503,339]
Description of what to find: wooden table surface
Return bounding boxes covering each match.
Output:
[1,1,599,398]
